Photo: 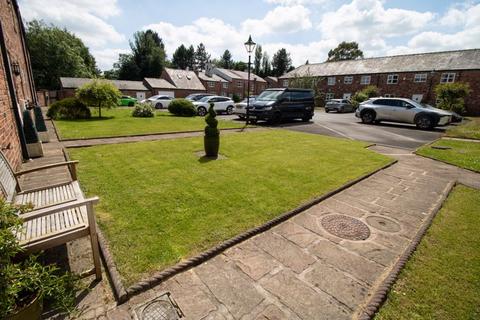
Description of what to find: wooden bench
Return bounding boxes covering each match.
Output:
[1,151,102,280]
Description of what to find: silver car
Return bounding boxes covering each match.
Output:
[325,99,354,113]
[234,96,256,119]
[355,97,452,130]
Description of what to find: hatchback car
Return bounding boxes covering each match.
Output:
[142,95,173,109]
[234,96,257,119]
[118,96,137,107]
[325,99,354,113]
[185,93,215,101]
[192,96,235,116]
[355,97,453,129]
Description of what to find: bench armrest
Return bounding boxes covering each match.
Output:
[20,197,99,222]
[15,161,79,180]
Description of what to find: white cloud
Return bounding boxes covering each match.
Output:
[266,0,325,5]
[242,5,312,36]
[91,48,130,70]
[263,39,336,66]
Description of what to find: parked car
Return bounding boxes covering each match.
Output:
[192,96,235,116]
[142,95,173,109]
[325,99,354,113]
[355,97,453,130]
[234,96,257,119]
[247,88,314,123]
[118,95,137,107]
[185,93,215,101]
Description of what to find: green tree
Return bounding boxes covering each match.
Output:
[327,41,364,62]
[351,85,379,107]
[434,82,471,113]
[76,79,121,118]
[172,44,188,69]
[272,48,292,77]
[220,50,233,69]
[261,52,272,77]
[233,61,247,71]
[254,45,262,76]
[195,43,210,71]
[186,45,195,70]
[25,20,98,90]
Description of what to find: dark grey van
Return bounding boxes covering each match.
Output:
[247,88,315,123]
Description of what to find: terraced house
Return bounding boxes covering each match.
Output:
[280,49,480,115]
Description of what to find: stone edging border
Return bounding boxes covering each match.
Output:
[357,180,456,320]
[122,159,398,301]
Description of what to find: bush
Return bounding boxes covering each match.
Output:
[351,85,379,108]
[47,98,91,120]
[168,99,196,117]
[232,94,241,103]
[434,82,471,114]
[132,103,155,117]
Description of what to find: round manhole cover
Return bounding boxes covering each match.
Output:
[141,300,179,320]
[366,216,401,233]
[321,215,370,240]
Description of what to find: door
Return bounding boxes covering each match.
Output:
[343,93,351,100]
[372,99,395,120]
[158,91,175,97]
[392,100,417,123]
[136,92,145,100]
[412,94,423,103]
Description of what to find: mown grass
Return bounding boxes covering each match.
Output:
[54,107,243,139]
[375,185,480,320]
[69,130,391,285]
[446,117,480,140]
[417,139,480,172]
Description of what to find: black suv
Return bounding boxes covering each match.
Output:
[247,88,314,123]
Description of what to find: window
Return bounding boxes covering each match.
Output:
[387,74,398,84]
[327,77,336,85]
[208,81,215,88]
[283,79,289,87]
[325,92,334,100]
[291,91,313,100]
[414,73,427,83]
[360,75,371,85]
[440,73,455,83]
[344,76,353,84]
[222,82,228,89]
[237,81,243,88]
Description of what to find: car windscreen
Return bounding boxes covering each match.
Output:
[256,90,284,101]
[199,96,211,102]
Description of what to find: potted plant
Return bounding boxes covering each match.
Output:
[204,103,220,157]
[22,109,43,158]
[33,106,49,143]
[0,200,78,320]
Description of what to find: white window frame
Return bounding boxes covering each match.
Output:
[236,80,243,88]
[208,81,215,88]
[387,74,399,84]
[360,75,371,85]
[440,73,455,83]
[344,76,353,84]
[414,73,427,83]
[325,92,334,100]
[222,82,228,89]
[283,79,289,87]
[327,77,336,86]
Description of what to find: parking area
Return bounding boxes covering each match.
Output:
[272,110,446,150]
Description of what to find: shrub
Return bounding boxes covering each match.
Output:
[232,94,241,103]
[33,106,47,132]
[47,98,91,120]
[204,103,220,157]
[351,85,379,107]
[132,103,155,117]
[76,79,121,118]
[168,99,196,117]
[22,110,39,143]
[434,82,471,114]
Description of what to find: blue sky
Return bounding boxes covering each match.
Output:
[19,0,480,70]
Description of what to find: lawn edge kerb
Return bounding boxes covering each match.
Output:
[116,158,397,303]
[357,180,456,320]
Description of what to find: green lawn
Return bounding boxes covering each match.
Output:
[446,117,480,140]
[69,130,391,285]
[54,107,243,139]
[375,185,480,320]
[417,139,480,172]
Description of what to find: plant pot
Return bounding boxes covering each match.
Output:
[26,142,44,158]
[38,131,50,143]
[6,295,43,320]
[204,135,220,157]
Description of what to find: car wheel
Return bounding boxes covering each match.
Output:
[416,115,434,130]
[270,112,282,125]
[238,115,245,120]
[155,103,163,109]
[226,106,234,115]
[325,109,330,113]
[361,110,376,124]
[197,106,207,116]
[339,107,345,113]
[128,102,134,107]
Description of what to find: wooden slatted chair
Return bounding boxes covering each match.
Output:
[1,151,102,280]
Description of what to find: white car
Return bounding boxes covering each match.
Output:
[192,96,235,116]
[141,95,173,109]
[234,96,257,119]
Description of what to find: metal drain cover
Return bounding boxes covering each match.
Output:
[366,216,401,233]
[133,292,183,320]
[321,215,370,240]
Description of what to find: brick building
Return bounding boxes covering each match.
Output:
[280,49,480,115]
[197,70,229,96]
[0,0,37,169]
[210,66,267,98]
[157,67,206,98]
[265,76,279,88]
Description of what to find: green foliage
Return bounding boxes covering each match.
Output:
[434,82,471,114]
[288,71,324,107]
[204,104,219,137]
[254,45,262,75]
[220,50,233,69]
[33,106,47,132]
[232,94,241,103]
[132,103,155,118]
[0,200,78,318]
[167,99,197,117]
[272,48,292,77]
[22,110,39,144]
[351,85,379,107]
[261,52,272,78]
[195,43,210,71]
[26,20,98,90]
[232,61,247,71]
[47,98,91,120]
[76,79,121,118]
[327,41,364,62]
[172,44,195,70]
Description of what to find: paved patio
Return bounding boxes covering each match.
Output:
[23,114,480,319]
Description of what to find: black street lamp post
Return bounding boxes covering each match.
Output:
[244,35,256,125]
